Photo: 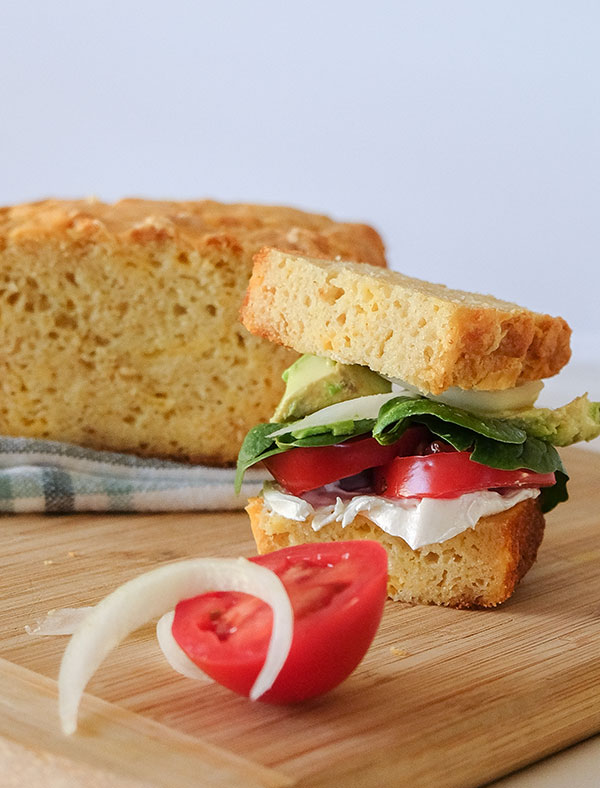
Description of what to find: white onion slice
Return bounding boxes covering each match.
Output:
[156,610,212,682]
[384,375,544,414]
[58,558,293,735]
[429,380,544,414]
[269,392,400,438]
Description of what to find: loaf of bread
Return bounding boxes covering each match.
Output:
[241,248,571,394]
[0,199,386,464]
[247,496,545,608]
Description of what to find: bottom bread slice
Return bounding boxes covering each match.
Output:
[246,496,545,608]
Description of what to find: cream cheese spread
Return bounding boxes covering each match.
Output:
[262,484,540,551]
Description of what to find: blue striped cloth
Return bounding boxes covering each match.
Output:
[0,437,267,514]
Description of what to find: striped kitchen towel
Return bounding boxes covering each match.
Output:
[0,436,268,514]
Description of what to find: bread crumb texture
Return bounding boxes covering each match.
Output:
[0,199,385,464]
[246,497,545,608]
[241,249,571,393]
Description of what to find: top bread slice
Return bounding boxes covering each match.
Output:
[241,248,571,394]
[0,199,385,465]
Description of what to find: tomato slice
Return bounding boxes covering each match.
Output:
[171,541,388,703]
[263,428,427,495]
[374,451,556,499]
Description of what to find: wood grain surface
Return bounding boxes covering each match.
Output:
[0,447,599,788]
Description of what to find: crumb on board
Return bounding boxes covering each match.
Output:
[390,647,411,658]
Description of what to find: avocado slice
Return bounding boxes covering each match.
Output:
[271,354,391,423]
[505,394,600,446]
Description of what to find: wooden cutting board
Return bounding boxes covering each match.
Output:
[0,447,599,788]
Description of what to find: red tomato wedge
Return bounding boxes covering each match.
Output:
[171,541,388,703]
[263,428,427,495]
[374,451,556,499]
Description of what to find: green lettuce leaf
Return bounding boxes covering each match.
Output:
[469,434,565,474]
[235,423,288,493]
[279,418,375,443]
[373,396,527,445]
[234,395,569,510]
[539,470,569,512]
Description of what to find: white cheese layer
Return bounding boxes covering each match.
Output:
[262,485,540,551]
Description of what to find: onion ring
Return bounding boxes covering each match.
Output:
[58,557,293,735]
[156,610,212,681]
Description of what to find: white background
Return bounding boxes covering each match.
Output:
[1,1,598,356]
[0,2,599,783]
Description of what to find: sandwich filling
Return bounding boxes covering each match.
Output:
[262,483,540,550]
[236,355,600,532]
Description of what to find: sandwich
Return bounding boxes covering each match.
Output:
[235,248,600,607]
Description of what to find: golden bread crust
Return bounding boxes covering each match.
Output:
[241,249,571,393]
[0,199,385,465]
[246,496,545,608]
[0,199,386,267]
